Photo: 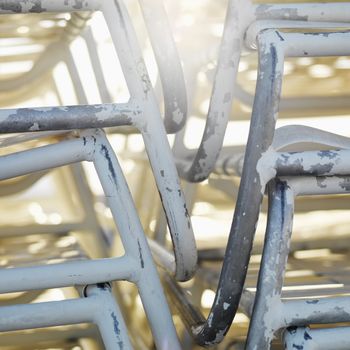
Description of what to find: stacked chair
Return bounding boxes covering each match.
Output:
[1,0,350,349]
[0,0,197,349]
[160,0,350,349]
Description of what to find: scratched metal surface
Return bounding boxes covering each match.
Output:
[0,1,350,349]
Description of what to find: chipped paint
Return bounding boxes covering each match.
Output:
[29,122,40,131]
[137,239,144,268]
[255,5,308,21]
[100,144,117,186]
[0,103,134,133]
[256,147,278,194]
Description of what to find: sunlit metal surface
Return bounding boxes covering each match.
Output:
[0,0,350,349]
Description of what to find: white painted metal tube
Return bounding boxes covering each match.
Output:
[91,130,181,349]
[92,130,148,261]
[87,285,132,349]
[276,149,350,177]
[147,238,176,275]
[140,121,197,281]
[0,137,86,179]
[0,136,91,180]
[283,296,350,326]
[272,125,350,152]
[0,131,69,148]
[138,0,187,133]
[287,176,350,196]
[0,256,137,294]
[137,276,181,350]
[0,297,94,331]
[283,30,350,57]
[0,103,137,133]
[0,284,131,349]
[0,129,194,282]
[246,27,350,57]
[245,20,350,50]
[0,0,197,281]
[255,3,350,23]
[284,326,350,350]
[101,0,197,281]
[101,0,149,105]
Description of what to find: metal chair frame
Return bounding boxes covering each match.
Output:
[248,176,350,349]
[0,129,181,349]
[174,0,350,183]
[162,27,350,346]
[0,0,197,282]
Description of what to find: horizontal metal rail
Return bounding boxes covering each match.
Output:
[0,284,132,349]
[0,102,137,133]
[284,326,350,350]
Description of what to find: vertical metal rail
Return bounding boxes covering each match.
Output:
[246,180,294,349]
[174,30,285,346]
[247,176,350,349]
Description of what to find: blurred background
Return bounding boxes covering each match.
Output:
[1,0,350,349]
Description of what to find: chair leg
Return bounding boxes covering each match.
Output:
[246,180,294,350]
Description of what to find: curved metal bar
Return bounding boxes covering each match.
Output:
[215,125,350,178]
[101,0,197,281]
[176,3,350,182]
[189,30,283,346]
[245,19,350,50]
[246,179,293,349]
[138,0,187,133]
[176,0,249,182]
[165,30,284,346]
[247,174,350,349]
[272,125,350,151]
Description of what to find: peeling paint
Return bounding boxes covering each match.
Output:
[339,176,350,191]
[29,122,40,131]
[255,5,308,21]
[316,177,327,189]
[256,147,278,194]
[309,162,333,175]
